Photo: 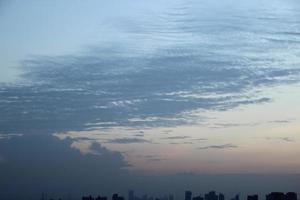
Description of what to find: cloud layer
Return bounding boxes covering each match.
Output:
[197,144,238,150]
[0,0,300,136]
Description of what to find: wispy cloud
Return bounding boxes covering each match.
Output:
[0,134,23,140]
[170,141,194,145]
[191,138,207,141]
[162,136,191,140]
[210,122,261,129]
[265,137,295,142]
[197,144,238,150]
[134,131,145,137]
[107,137,151,144]
[267,119,294,124]
[144,155,167,162]
[1,0,300,136]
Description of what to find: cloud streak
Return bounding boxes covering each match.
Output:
[265,137,295,142]
[144,155,167,162]
[107,137,152,144]
[162,136,191,140]
[1,0,300,136]
[197,144,238,150]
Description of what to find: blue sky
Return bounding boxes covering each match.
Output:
[1,0,300,199]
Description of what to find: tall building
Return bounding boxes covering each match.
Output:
[230,194,239,200]
[193,195,204,200]
[247,195,258,200]
[129,190,135,200]
[219,193,225,200]
[205,191,218,200]
[82,196,94,200]
[285,192,297,200]
[112,194,124,200]
[96,196,108,200]
[266,193,285,200]
[186,191,192,200]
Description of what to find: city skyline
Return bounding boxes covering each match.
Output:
[38,190,298,200]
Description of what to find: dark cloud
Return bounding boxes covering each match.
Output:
[0,135,129,200]
[0,135,300,199]
[107,137,151,144]
[197,144,238,150]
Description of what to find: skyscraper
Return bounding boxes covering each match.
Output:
[205,191,218,200]
[129,190,135,200]
[185,191,192,200]
[247,195,258,200]
[219,193,225,200]
[285,193,297,200]
[266,193,285,200]
[230,194,239,200]
[193,195,204,200]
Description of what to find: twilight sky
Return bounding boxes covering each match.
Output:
[1,0,300,199]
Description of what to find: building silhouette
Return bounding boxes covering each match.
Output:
[193,195,204,200]
[186,191,192,200]
[247,195,258,200]
[79,190,299,200]
[266,192,285,200]
[82,195,94,200]
[266,192,297,200]
[205,191,218,200]
[129,190,134,200]
[219,193,225,200]
[112,194,125,200]
[286,193,297,200]
[96,196,108,200]
[230,194,239,200]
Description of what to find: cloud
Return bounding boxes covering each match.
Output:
[1,46,299,135]
[210,122,261,129]
[192,138,207,141]
[162,136,191,140]
[197,144,238,150]
[0,134,23,140]
[134,133,145,137]
[69,140,107,155]
[1,0,300,136]
[134,131,145,137]
[279,137,295,142]
[107,137,151,144]
[0,135,129,199]
[169,142,194,145]
[161,130,173,135]
[268,119,294,124]
[265,137,295,142]
[144,155,167,162]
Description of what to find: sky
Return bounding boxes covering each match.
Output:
[1,0,300,199]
